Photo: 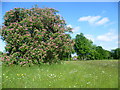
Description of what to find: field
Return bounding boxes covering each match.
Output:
[0,63,1,90]
[2,60,118,88]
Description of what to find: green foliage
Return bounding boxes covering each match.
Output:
[74,33,95,60]
[74,33,111,60]
[95,46,111,60]
[111,48,120,59]
[1,6,74,66]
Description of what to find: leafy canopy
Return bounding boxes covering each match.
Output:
[1,6,74,66]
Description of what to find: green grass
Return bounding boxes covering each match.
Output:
[0,63,2,89]
[2,60,118,88]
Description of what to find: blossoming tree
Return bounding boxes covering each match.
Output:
[1,6,74,66]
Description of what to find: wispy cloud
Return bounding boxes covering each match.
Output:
[95,17,109,25]
[78,15,110,26]
[78,16,101,24]
[67,25,81,38]
[96,30,117,42]
[67,24,72,28]
[72,26,80,33]
[67,24,80,34]
[104,21,115,27]
[85,34,95,42]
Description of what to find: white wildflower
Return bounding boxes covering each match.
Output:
[87,82,91,84]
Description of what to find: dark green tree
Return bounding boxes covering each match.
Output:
[95,46,111,60]
[95,46,105,60]
[111,48,120,59]
[104,50,111,59]
[74,33,94,60]
[74,33,112,60]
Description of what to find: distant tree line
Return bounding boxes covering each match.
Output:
[74,33,120,60]
[0,33,119,61]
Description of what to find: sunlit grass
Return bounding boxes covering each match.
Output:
[2,60,118,88]
[0,63,2,89]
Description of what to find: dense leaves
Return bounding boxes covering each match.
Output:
[74,33,111,60]
[74,33,93,60]
[1,6,74,66]
[111,48,120,59]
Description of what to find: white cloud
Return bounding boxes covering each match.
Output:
[0,39,6,52]
[67,24,72,28]
[104,22,115,27]
[69,26,81,39]
[95,42,118,51]
[78,16,110,26]
[67,25,80,34]
[85,34,95,42]
[78,16,101,24]
[97,31,117,42]
[72,26,80,33]
[95,17,109,25]
[106,46,118,51]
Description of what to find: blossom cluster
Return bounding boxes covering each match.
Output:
[2,6,74,66]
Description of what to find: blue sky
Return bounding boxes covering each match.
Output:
[0,2,118,52]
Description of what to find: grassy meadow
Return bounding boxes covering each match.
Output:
[0,63,1,90]
[2,60,118,88]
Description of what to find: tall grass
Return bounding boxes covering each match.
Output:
[2,60,118,88]
[0,64,2,89]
